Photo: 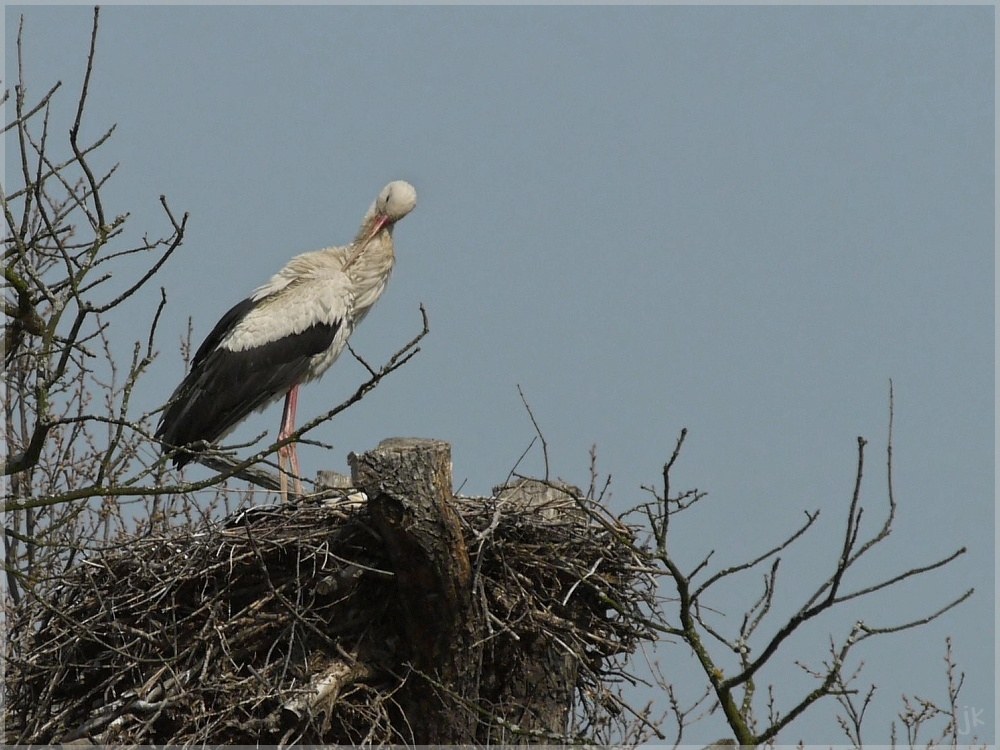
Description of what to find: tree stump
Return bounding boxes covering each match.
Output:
[348,437,477,743]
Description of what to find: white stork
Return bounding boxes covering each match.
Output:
[156,180,417,498]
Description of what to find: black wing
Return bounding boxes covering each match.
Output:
[156,296,340,467]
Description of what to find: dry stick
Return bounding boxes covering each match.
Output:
[517,383,549,479]
[92,201,187,313]
[68,7,106,230]
[692,509,818,600]
[1,79,61,139]
[14,14,38,235]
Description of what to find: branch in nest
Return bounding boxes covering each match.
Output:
[283,656,376,720]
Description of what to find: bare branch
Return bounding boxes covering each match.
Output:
[692,508,818,600]
[91,204,187,313]
[517,383,549,480]
[68,7,106,230]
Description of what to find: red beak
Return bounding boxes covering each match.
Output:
[363,213,391,244]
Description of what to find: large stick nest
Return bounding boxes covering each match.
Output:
[5,480,656,746]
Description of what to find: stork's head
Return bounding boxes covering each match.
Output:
[361,180,417,242]
[378,180,417,222]
[348,180,417,253]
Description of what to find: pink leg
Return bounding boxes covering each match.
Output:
[278,385,304,499]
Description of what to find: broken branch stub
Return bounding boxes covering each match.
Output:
[349,437,478,741]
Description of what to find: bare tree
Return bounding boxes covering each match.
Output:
[620,387,973,745]
[3,7,186,606]
[507,378,973,746]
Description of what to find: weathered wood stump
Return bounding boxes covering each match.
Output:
[349,437,478,743]
[348,439,579,744]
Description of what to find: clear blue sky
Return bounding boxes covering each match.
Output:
[4,5,994,744]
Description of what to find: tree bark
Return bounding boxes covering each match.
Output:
[349,437,477,743]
